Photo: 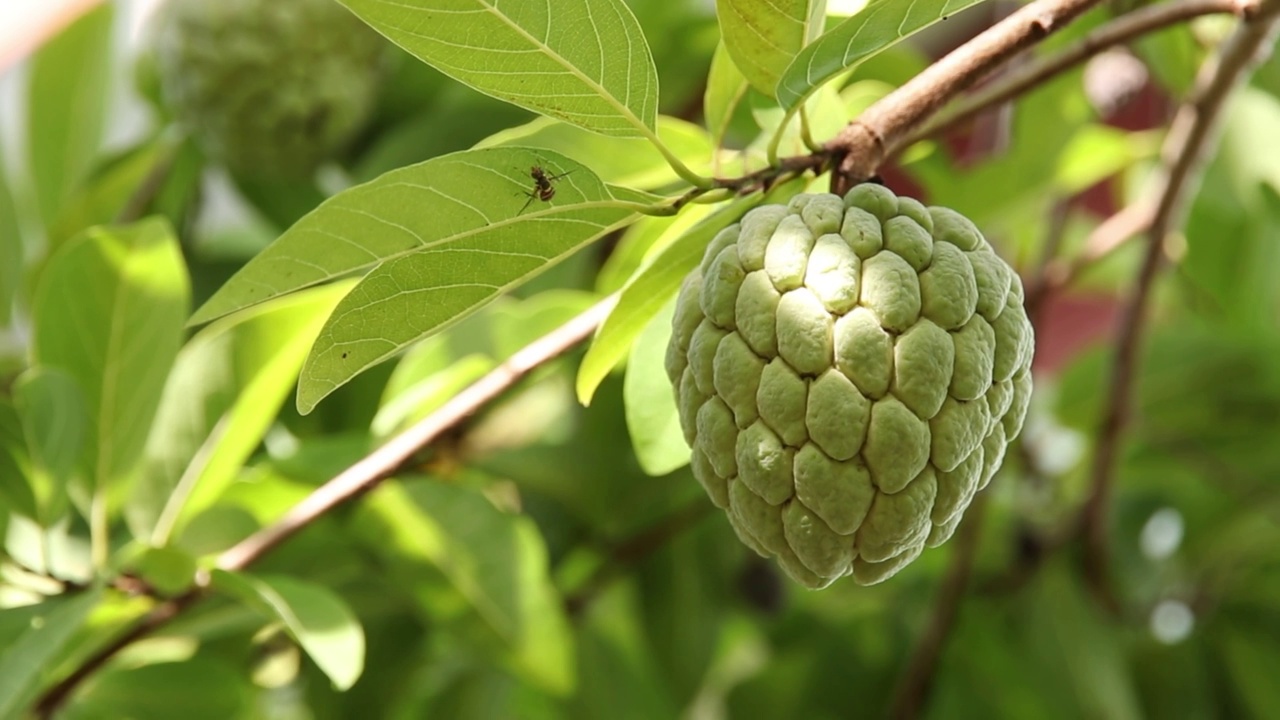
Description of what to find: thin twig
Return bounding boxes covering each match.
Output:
[1079,0,1280,611]
[909,0,1260,147]
[885,493,989,720]
[563,499,714,617]
[826,0,1106,191]
[216,294,618,572]
[35,590,202,719]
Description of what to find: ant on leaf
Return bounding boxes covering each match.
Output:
[517,164,573,215]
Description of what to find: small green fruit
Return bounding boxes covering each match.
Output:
[666,186,1034,588]
[151,0,387,178]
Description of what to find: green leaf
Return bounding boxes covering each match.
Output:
[0,400,38,522]
[289,151,651,413]
[360,479,575,694]
[60,657,253,720]
[336,0,658,138]
[26,3,114,227]
[46,140,170,253]
[191,146,646,324]
[211,570,366,691]
[716,0,824,96]
[1217,623,1280,718]
[0,587,103,719]
[0,146,21,329]
[130,283,353,545]
[624,298,688,476]
[474,115,713,189]
[704,41,751,152]
[776,0,988,108]
[577,196,759,405]
[130,546,197,596]
[31,219,190,492]
[12,367,86,521]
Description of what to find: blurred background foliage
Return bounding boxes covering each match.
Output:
[1,0,1279,718]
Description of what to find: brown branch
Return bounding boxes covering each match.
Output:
[1079,0,1280,611]
[563,498,714,617]
[216,294,618,572]
[34,590,202,719]
[909,0,1260,147]
[826,0,1107,191]
[886,492,989,720]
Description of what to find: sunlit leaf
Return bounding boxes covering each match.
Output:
[0,144,20,329]
[359,479,575,694]
[577,196,760,405]
[0,588,102,719]
[716,0,824,95]
[131,283,352,545]
[704,41,750,152]
[211,570,366,690]
[624,298,688,476]
[290,151,652,413]
[337,0,658,138]
[776,0,988,108]
[474,115,713,189]
[25,3,114,227]
[31,219,190,492]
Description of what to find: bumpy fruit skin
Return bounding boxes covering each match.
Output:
[152,0,386,178]
[666,186,1034,588]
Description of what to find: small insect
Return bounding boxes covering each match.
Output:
[517,165,573,214]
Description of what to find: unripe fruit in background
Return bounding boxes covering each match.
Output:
[151,0,387,179]
[666,186,1034,588]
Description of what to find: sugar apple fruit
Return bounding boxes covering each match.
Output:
[152,0,387,178]
[666,186,1034,588]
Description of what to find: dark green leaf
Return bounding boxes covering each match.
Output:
[359,479,575,694]
[61,657,253,720]
[0,588,102,719]
[12,367,85,521]
[704,41,750,151]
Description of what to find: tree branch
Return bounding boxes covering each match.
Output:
[1079,0,1280,610]
[909,0,1260,148]
[216,294,619,572]
[886,493,989,720]
[826,0,1106,191]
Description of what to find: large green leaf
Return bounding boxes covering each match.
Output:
[31,219,190,492]
[474,115,713,189]
[211,570,366,691]
[0,587,103,720]
[290,152,651,413]
[130,283,353,545]
[360,479,575,694]
[26,3,114,227]
[624,298,687,476]
[704,41,750,152]
[12,367,86,522]
[776,0,988,108]
[716,0,824,96]
[576,195,760,405]
[192,148,645,327]
[0,145,20,329]
[61,657,253,720]
[336,0,658,138]
[0,400,37,522]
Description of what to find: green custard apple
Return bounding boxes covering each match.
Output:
[151,0,387,178]
[666,185,1034,588]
